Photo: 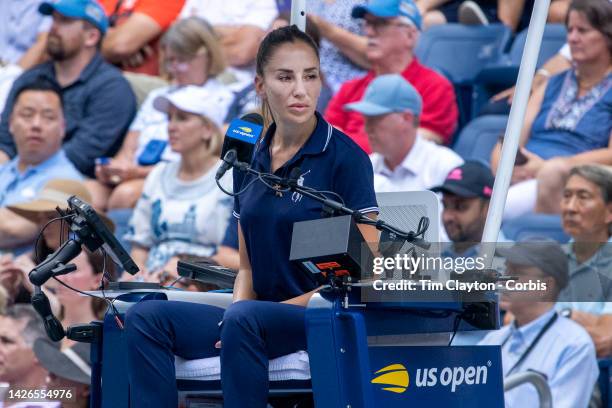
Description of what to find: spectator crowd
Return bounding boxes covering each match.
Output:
[0,0,609,406]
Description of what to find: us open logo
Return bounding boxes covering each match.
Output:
[371,364,410,394]
[372,361,490,394]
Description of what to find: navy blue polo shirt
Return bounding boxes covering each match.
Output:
[233,112,378,302]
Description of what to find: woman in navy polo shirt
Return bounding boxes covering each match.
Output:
[124,25,379,408]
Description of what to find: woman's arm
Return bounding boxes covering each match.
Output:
[572,311,612,357]
[114,130,141,162]
[565,136,612,167]
[491,82,547,173]
[233,224,257,302]
[309,15,370,70]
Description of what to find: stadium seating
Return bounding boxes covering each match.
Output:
[501,213,570,243]
[506,24,567,72]
[472,24,567,116]
[452,114,508,162]
[415,24,512,126]
[415,23,512,84]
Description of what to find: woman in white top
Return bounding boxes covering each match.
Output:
[87,17,228,211]
[125,85,234,275]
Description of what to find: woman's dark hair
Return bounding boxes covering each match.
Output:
[12,77,64,112]
[566,0,612,55]
[255,24,320,77]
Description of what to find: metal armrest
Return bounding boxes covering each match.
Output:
[504,371,552,408]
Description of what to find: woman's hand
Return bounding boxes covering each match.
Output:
[96,159,139,186]
[491,87,516,104]
[511,149,544,184]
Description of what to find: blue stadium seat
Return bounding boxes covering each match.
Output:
[415,24,512,127]
[507,24,567,70]
[415,23,512,84]
[501,214,570,243]
[472,24,567,115]
[452,114,508,162]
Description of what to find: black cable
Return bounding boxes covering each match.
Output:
[215,172,260,197]
[448,312,465,346]
[34,214,74,263]
[168,275,184,287]
[98,248,124,328]
[52,275,110,305]
[257,172,290,192]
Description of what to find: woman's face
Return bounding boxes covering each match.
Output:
[167,106,212,155]
[567,10,610,65]
[255,41,321,127]
[163,47,209,86]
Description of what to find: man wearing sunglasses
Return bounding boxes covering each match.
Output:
[325,0,458,152]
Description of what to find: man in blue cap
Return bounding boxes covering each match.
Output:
[345,74,463,194]
[325,0,458,151]
[0,0,136,178]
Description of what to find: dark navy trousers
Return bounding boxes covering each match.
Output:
[125,299,307,407]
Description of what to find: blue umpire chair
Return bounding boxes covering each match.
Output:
[90,192,508,407]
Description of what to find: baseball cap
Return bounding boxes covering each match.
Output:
[496,239,569,290]
[7,178,114,231]
[39,0,109,35]
[352,0,422,30]
[34,339,91,385]
[432,161,495,199]
[344,74,422,117]
[153,86,231,129]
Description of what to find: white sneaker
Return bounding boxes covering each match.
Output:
[459,1,490,25]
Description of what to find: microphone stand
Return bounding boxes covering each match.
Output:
[229,159,430,250]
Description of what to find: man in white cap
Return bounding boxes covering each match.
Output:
[345,74,463,193]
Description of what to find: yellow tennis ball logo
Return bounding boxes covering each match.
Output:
[238,126,252,133]
[371,364,410,394]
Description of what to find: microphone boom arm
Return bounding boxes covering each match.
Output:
[231,159,431,250]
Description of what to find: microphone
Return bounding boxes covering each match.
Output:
[31,287,65,341]
[215,113,264,180]
[216,150,237,181]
